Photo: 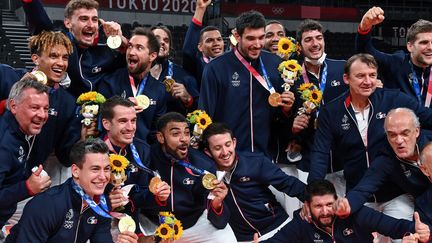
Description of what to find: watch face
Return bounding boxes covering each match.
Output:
[107,35,122,49]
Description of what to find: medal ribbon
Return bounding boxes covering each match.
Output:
[409,61,432,107]
[167,60,173,77]
[71,179,112,218]
[234,48,275,93]
[129,74,149,97]
[176,160,208,176]
[202,55,210,64]
[301,61,328,117]
[301,62,328,96]
[130,143,157,176]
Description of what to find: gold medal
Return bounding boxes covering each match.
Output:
[135,95,150,110]
[118,215,136,233]
[202,173,217,190]
[31,70,47,85]
[268,92,281,107]
[149,176,162,194]
[163,77,175,92]
[107,35,122,49]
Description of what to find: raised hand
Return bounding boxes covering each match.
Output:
[414,211,430,242]
[359,6,385,32]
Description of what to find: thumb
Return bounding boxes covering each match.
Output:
[33,164,43,176]
[98,18,105,25]
[253,233,259,243]
[414,211,421,224]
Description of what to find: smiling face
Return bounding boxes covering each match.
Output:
[205,133,237,171]
[300,29,325,61]
[198,30,224,58]
[156,121,190,160]
[32,44,69,86]
[235,27,265,60]
[264,23,285,53]
[72,152,110,198]
[407,32,432,68]
[152,28,170,58]
[385,110,420,160]
[10,88,49,136]
[64,7,98,47]
[102,105,137,148]
[343,59,377,100]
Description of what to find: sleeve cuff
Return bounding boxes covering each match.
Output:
[211,202,223,216]
[25,180,35,196]
[358,25,372,35]
[0,99,6,115]
[155,196,167,206]
[185,96,194,108]
[192,18,203,27]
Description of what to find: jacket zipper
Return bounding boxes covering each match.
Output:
[73,202,89,243]
[229,188,261,237]
[249,63,254,152]
[314,219,336,242]
[78,53,93,91]
[345,101,377,202]
[170,163,174,212]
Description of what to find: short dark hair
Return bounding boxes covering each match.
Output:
[235,10,266,36]
[407,19,432,43]
[201,123,234,149]
[304,179,337,202]
[199,26,221,42]
[156,112,187,132]
[151,25,173,56]
[132,27,161,54]
[344,53,378,75]
[296,19,323,43]
[69,138,109,168]
[7,73,49,109]
[100,95,135,121]
[64,0,99,18]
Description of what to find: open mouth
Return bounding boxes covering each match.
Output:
[82,29,95,39]
[128,57,139,68]
[212,47,222,53]
[51,67,64,77]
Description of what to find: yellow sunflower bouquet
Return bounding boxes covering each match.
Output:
[76,91,106,126]
[297,83,323,115]
[277,37,299,60]
[278,59,302,91]
[156,211,183,242]
[186,109,213,147]
[109,154,129,187]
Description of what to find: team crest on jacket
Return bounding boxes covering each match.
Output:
[183,178,195,185]
[64,209,74,229]
[341,115,350,130]
[92,66,102,73]
[343,227,354,236]
[87,216,98,224]
[18,146,25,163]
[376,112,386,119]
[239,176,250,182]
[232,72,240,87]
[313,232,323,243]
[48,108,58,116]
[331,80,341,87]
